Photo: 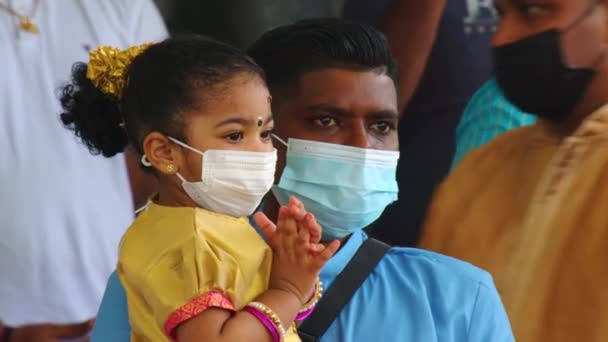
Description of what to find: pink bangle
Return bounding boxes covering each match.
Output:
[296,279,323,318]
[295,305,316,322]
[244,306,282,342]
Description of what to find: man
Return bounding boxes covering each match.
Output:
[90,19,513,341]
[343,0,499,246]
[420,1,608,341]
[0,0,165,340]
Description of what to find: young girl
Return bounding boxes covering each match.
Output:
[60,36,339,342]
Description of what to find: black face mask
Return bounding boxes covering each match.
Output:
[493,7,599,122]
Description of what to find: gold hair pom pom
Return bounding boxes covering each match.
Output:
[86,43,152,99]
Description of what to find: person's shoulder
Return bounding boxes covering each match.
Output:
[459,78,535,134]
[119,205,197,255]
[380,246,494,288]
[464,123,537,159]
[75,0,157,25]
[447,122,539,186]
[93,0,152,13]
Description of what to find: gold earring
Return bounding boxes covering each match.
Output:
[166,164,176,173]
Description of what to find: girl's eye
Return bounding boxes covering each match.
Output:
[226,132,243,142]
[370,121,396,135]
[261,129,273,140]
[313,116,338,128]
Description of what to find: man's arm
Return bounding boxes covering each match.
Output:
[91,272,131,342]
[377,0,446,112]
[0,320,92,341]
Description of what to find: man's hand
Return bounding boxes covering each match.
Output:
[9,320,93,342]
[378,0,447,112]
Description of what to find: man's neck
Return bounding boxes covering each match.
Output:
[552,61,608,136]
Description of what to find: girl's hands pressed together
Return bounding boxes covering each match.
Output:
[254,197,340,304]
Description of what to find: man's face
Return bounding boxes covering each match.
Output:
[493,0,607,67]
[272,68,399,180]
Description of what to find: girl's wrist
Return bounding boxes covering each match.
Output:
[268,281,309,305]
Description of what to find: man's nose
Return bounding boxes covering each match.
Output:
[491,18,529,47]
[346,122,371,149]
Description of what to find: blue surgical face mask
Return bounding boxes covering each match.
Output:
[272,136,399,240]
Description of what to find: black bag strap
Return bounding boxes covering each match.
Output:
[298,238,390,342]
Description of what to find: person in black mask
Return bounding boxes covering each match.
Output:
[419,1,608,341]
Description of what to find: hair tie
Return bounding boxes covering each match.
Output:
[86,43,152,99]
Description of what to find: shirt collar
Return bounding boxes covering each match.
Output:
[319,230,368,289]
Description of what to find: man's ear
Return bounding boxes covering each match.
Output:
[142,132,182,175]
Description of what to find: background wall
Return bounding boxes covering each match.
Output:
[155,0,346,48]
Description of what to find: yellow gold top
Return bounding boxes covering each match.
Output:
[118,200,301,341]
[86,43,151,99]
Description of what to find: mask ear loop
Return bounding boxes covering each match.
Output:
[271,134,288,147]
[167,136,206,155]
[561,1,605,69]
[166,136,205,184]
[563,0,599,32]
[141,137,203,169]
[592,45,608,69]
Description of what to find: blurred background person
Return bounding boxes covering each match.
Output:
[421,0,608,340]
[0,0,165,340]
[344,0,499,246]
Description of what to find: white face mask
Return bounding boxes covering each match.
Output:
[166,137,277,218]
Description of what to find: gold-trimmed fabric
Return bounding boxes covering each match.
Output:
[86,43,151,98]
[164,290,235,339]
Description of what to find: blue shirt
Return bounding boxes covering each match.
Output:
[452,79,536,168]
[91,230,513,341]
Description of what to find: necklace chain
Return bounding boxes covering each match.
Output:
[0,0,41,33]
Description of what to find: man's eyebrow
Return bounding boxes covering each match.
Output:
[368,110,400,120]
[305,104,350,117]
[306,104,399,119]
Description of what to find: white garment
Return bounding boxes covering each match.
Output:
[0,0,167,326]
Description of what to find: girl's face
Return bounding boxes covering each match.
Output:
[175,74,274,182]
[185,74,273,152]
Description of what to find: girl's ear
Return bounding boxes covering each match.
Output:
[142,132,182,175]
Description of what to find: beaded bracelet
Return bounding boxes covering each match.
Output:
[295,279,324,322]
[245,301,286,342]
